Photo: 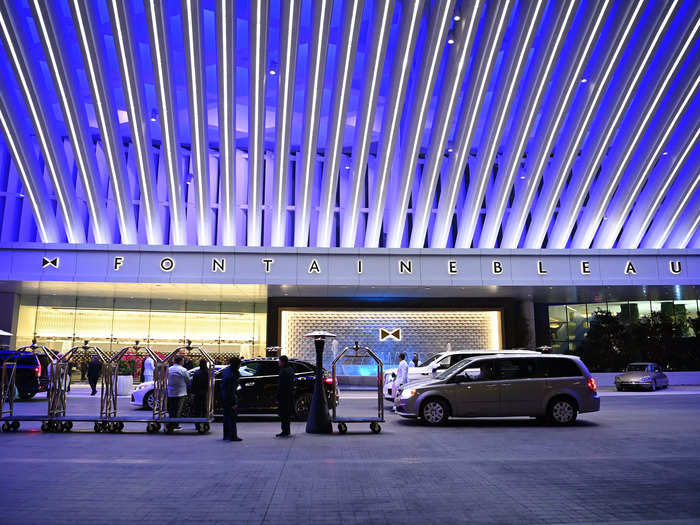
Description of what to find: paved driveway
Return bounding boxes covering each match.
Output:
[1,390,699,524]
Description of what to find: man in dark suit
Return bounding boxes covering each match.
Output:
[276,355,295,437]
[87,356,101,396]
[220,356,242,442]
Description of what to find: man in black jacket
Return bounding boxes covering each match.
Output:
[276,355,295,437]
[220,356,242,442]
[86,356,101,396]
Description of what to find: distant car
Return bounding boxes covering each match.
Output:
[383,349,540,400]
[0,350,49,400]
[130,358,339,420]
[614,363,669,391]
[395,354,600,426]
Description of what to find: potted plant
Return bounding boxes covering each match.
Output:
[116,359,135,396]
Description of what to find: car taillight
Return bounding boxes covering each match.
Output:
[587,377,597,392]
[323,377,334,385]
[35,364,41,376]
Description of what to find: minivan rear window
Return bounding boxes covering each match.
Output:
[539,358,582,378]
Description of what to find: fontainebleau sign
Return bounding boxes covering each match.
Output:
[2,244,697,287]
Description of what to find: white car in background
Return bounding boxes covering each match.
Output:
[383,349,540,400]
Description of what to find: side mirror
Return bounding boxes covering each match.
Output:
[454,373,468,383]
[431,367,438,378]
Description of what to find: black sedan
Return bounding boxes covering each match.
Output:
[131,358,339,420]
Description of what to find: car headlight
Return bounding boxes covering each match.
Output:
[400,388,417,399]
[136,383,150,391]
[640,376,652,382]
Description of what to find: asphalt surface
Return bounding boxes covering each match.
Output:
[1,385,700,524]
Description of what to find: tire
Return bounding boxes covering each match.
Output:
[146,423,156,434]
[337,422,347,434]
[143,391,154,410]
[370,422,381,434]
[294,393,313,420]
[650,380,657,392]
[94,422,102,433]
[616,386,623,392]
[1,422,8,432]
[41,421,49,432]
[420,398,449,425]
[11,421,19,431]
[547,397,577,425]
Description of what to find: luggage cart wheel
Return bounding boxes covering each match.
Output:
[146,423,156,434]
[337,422,347,434]
[1,422,8,432]
[201,423,210,434]
[370,422,381,434]
[94,422,102,433]
[61,421,72,432]
[41,421,49,432]
[11,421,19,431]
[117,422,125,432]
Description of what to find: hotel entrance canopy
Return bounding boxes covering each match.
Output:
[0,0,697,250]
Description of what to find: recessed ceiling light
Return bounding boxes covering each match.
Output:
[453,14,461,21]
[662,151,668,155]
[581,78,587,83]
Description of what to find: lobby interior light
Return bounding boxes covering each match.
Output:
[581,77,587,83]
[447,32,455,44]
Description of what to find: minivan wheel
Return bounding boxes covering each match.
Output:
[421,398,449,425]
[548,398,577,425]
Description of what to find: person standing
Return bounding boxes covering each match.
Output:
[220,356,242,442]
[191,359,209,418]
[410,353,421,368]
[143,355,155,383]
[87,356,101,396]
[393,353,409,409]
[276,355,295,437]
[167,356,191,430]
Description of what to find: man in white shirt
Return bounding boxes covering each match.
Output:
[393,353,409,410]
[143,356,155,383]
[409,353,421,367]
[167,356,191,430]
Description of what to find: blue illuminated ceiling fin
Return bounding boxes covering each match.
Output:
[0,0,85,244]
[247,0,269,247]
[410,0,484,249]
[0,85,60,243]
[341,0,396,248]
[106,0,164,245]
[386,0,455,248]
[431,0,514,248]
[549,0,682,249]
[525,0,647,249]
[69,0,138,245]
[294,0,334,248]
[479,0,579,249]
[317,0,365,248]
[29,0,112,245]
[145,0,188,246]
[455,0,547,249]
[365,0,426,248]
[578,6,699,249]
[271,0,302,247]
[501,0,613,249]
[619,123,700,249]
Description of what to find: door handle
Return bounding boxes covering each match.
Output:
[501,383,512,388]
[244,382,255,387]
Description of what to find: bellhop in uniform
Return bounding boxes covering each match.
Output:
[221,357,242,442]
[276,355,295,437]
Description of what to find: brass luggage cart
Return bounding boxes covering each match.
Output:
[156,340,215,434]
[0,340,60,432]
[90,341,166,433]
[331,342,384,434]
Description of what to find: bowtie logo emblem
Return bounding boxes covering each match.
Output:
[379,328,401,341]
[42,257,59,269]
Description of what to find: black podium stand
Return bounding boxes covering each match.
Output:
[305,331,335,434]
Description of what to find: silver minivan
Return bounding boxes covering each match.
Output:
[395,354,600,425]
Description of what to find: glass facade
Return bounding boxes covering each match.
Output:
[15,294,267,358]
[548,298,700,353]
